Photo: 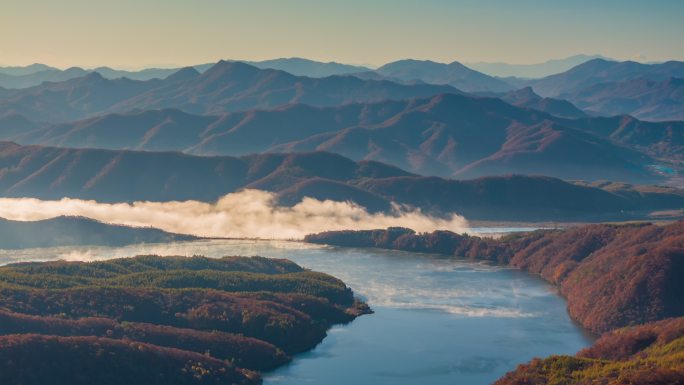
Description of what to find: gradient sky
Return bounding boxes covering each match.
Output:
[2,0,684,69]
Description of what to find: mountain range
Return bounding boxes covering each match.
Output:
[4,57,684,122]
[0,141,681,221]
[0,58,372,89]
[0,58,681,202]
[498,86,587,119]
[525,58,684,97]
[465,54,606,78]
[372,59,513,92]
[2,92,680,182]
[558,77,684,121]
[0,61,458,122]
[0,58,509,93]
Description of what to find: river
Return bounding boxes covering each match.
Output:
[0,238,592,385]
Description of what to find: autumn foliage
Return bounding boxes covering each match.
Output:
[0,255,369,384]
[494,317,684,385]
[306,222,684,384]
[307,222,684,334]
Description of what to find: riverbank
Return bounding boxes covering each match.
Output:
[304,223,684,383]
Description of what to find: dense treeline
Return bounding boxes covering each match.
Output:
[0,255,369,384]
[0,334,257,385]
[6,255,304,276]
[0,310,289,371]
[306,222,684,334]
[494,317,684,385]
[306,223,684,384]
[0,255,354,305]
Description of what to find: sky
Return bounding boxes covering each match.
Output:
[2,0,684,69]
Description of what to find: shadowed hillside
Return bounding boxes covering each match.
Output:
[0,142,682,221]
[3,93,679,182]
[0,216,198,249]
[560,77,684,121]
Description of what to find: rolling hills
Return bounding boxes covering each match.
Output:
[0,255,369,384]
[2,93,679,183]
[0,216,198,249]
[0,142,681,221]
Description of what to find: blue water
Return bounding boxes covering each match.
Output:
[0,239,592,385]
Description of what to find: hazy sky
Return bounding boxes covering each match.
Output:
[2,0,683,69]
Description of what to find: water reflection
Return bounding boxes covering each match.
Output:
[0,239,592,385]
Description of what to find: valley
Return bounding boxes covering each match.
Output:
[2,4,684,382]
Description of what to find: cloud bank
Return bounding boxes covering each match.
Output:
[0,190,468,239]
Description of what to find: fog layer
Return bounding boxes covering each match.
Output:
[0,190,468,239]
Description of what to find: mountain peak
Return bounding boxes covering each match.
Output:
[572,58,617,72]
[80,71,106,83]
[203,60,261,78]
[165,66,200,82]
[446,60,468,68]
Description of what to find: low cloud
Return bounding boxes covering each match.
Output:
[0,189,468,239]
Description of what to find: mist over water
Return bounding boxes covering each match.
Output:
[0,190,468,239]
[0,193,587,384]
[0,239,592,385]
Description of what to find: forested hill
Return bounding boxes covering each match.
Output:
[305,222,684,334]
[0,216,198,249]
[305,223,684,384]
[0,255,370,384]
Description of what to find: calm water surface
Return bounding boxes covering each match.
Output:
[0,238,592,385]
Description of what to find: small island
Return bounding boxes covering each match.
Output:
[0,255,370,384]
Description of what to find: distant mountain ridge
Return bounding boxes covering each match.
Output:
[374,59,514,92]
[0,61,459,122]
[244,58,371,77]
[0,58,372,89]
[0,58,508,93]
[0,67,91,89]
[526,58,684,97]
[4,58,683,122]
[466,54,607,78]
[0,63,55,76]
[559,77,684,121]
